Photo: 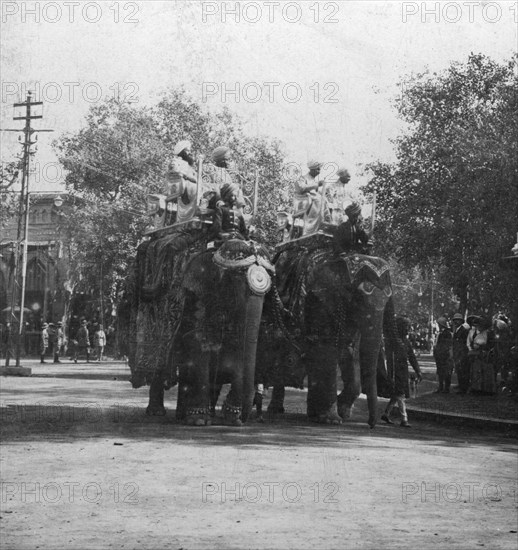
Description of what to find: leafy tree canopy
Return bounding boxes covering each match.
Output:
[365,54,518,317]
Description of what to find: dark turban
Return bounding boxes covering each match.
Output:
[345,202,361,218]
[212,146,231,163]
[220,182,241,204]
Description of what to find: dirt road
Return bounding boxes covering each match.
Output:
[1,361,517,549]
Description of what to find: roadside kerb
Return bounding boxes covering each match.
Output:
[406,404,518,437]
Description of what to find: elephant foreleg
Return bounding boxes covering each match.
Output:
[267,385,286,415]
[307,344,342,425]
[361,341,382,429]
[146,372,166,416]
[182,347,212,426]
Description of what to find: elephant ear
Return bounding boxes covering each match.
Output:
[130,237,209,388]
[183,250,220,295]
[308,255,353,301]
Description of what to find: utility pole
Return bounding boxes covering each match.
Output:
[1,91,53,372]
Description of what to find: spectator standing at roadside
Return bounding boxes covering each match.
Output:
[469,316,496,394]
[40,322,49,364]
[94,324,107,362]
[433,317,453,393]
[493,315,513,384]
[451,313,470,394]
[47,323,58,364]
[54,322,65,363]
[74,320,91,363]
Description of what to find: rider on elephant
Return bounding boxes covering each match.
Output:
[165,140,199,224]
[171,140,197,184]
[333,202,370,253]
[325,167,353,225]
[203,146,245,209]
[291,160,330,238]
[210,182,248,241]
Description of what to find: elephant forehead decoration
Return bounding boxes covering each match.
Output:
[213,240,274,272]
[342,254,391,290]
[247,264,272,295]
[213,239,274,295]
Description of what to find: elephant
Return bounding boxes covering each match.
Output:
[123,230,274,426]
[258,238,401,428]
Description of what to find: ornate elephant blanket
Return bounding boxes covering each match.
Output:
[127,228,208,388]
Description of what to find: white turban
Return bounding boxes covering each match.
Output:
[173,140,191,156]
[307,160,322,170]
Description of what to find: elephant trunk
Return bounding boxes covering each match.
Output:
[358,314,384,428]
[239,292,265,422]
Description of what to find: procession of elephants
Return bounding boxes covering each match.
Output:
[119,156,403,431]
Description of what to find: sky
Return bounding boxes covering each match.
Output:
[1,0,517,194]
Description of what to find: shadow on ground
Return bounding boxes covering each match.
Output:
[1,389,516,452]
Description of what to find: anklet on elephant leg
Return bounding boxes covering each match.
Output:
[185,407,210,417]
[223,401,242,416]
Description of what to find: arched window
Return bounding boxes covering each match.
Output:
[26,258,46,292]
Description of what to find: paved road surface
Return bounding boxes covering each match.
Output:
[1,360,516,549]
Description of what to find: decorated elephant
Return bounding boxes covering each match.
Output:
[258,235,400,428]
[124,230,274,426]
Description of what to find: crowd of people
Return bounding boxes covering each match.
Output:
[432,313,515,396]
[375,311,516,429]
[38,320,108,364]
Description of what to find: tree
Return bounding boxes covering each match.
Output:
[0,161,22,230]
[54,91,290,326]
[54,98,167,324]
[365,54,518,319]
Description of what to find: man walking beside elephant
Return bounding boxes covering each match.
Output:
[381,315,423,428]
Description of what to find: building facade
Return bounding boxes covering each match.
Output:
[1,193,69,355]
